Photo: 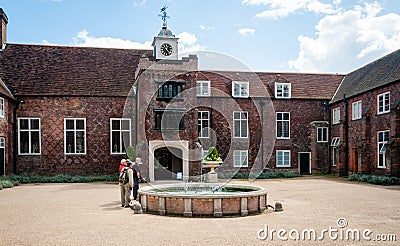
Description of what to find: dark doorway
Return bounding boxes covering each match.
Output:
[0,137,5,176]
[154,147,183,180]
[299,152,311,175]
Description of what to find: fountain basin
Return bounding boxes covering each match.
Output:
[138,183,268,217]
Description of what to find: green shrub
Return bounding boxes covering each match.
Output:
[9,174,118,184]
[348,174,400,186]
[0,179,14,188]
[125,146,137,161]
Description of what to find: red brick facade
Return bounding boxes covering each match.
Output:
[331,83,400,177]
[0,8,399,179]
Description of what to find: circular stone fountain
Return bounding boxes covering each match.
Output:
[138,183,268,217]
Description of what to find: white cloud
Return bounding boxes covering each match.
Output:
[176,32,205,54]
[70,30,204,56]
[72,30,152,49]
[199,25,215,31]
[242,0,340,19]
[238,28,256,36]
[133,0,146,7]
[288,2,400,73]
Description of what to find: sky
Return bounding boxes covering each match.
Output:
[1,0,400,74]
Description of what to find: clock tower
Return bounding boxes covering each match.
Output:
[152,6,179,60]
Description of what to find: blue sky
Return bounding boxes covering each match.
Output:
[1,0,400,74]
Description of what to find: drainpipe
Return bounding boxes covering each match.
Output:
[12,99,20,174]
[343,94,349,176]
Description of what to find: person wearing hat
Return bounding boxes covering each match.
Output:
[119,159,127,173]
[132,157,142,200]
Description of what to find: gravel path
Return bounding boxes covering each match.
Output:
[0,177,399,245]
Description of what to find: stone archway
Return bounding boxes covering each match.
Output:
[148,140,189,182]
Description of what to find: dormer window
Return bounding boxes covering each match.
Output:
[232,81,249,98]
[196,80,210,97]
[275,83,291,99]
[157,81,182,100]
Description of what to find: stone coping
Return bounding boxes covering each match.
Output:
[138,182,268,199]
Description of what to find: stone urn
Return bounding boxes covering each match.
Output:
[203,161,223,183]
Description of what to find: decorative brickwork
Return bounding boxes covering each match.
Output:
[15,96,128,175]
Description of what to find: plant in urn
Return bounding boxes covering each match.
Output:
[203,146,223,183]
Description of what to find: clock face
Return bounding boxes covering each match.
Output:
[160,43,173,57]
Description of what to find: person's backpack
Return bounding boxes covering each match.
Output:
[119,168,129,184]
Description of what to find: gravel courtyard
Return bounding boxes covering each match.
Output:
[0,176,399,245]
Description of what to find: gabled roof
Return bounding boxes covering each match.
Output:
[330,49,400,103]
[0,77,14,100]
[0,44,152,97]
[198,70,344,99]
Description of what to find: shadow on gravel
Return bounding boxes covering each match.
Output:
[100,201,121,211]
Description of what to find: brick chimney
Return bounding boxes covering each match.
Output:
[0,8,8,49]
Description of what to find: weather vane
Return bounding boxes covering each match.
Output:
[159,5,170,26]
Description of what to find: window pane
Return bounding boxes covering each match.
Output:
[66,131,75,153]
[76,120,85,130]
[111,120,120,130]
[234,112,240,119]
[283,121,289,137]
[277,122,283,137]
[76,131,85,153]
[31,131,40,153]
[122,132,130,151]
[378,132,383,142]
[121,120,130,130]
[112,131,120,153]
[234,152,240,166]
[241,120,247,137]
[20,119,29,130]
[283,113,289,120]
[66,120,74,130]
[20,131,29,153]
[234,121,240,137]
[31,119,40,129]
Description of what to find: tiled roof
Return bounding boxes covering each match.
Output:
[330,49,400,103]
[199,70,344,99]
[0,77,14,99]
[0,44,152,97]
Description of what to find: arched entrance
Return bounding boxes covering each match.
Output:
[154,147,182,180]
[149,140,189,182]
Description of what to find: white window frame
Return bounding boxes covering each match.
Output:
[110,118,131,155]
[232,81,249,98]
[198,111,210,138]
[275,82,291,99]
[233,150,248,167]
[332,107,340,124]
[352,100,362,120]
[18,118,41,155]
[0,97,4,118]
[276,112,290,139]
[64,118,86,155]
[276,150,291,167]
[377,92,390,115]
[317,127,328,143]
[330,137,340,147]
[233,111,248,138]
[377,130,389,168]
[332,148,338,167]
[196,80,210,97]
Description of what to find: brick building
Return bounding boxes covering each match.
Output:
[0,8,399,179]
